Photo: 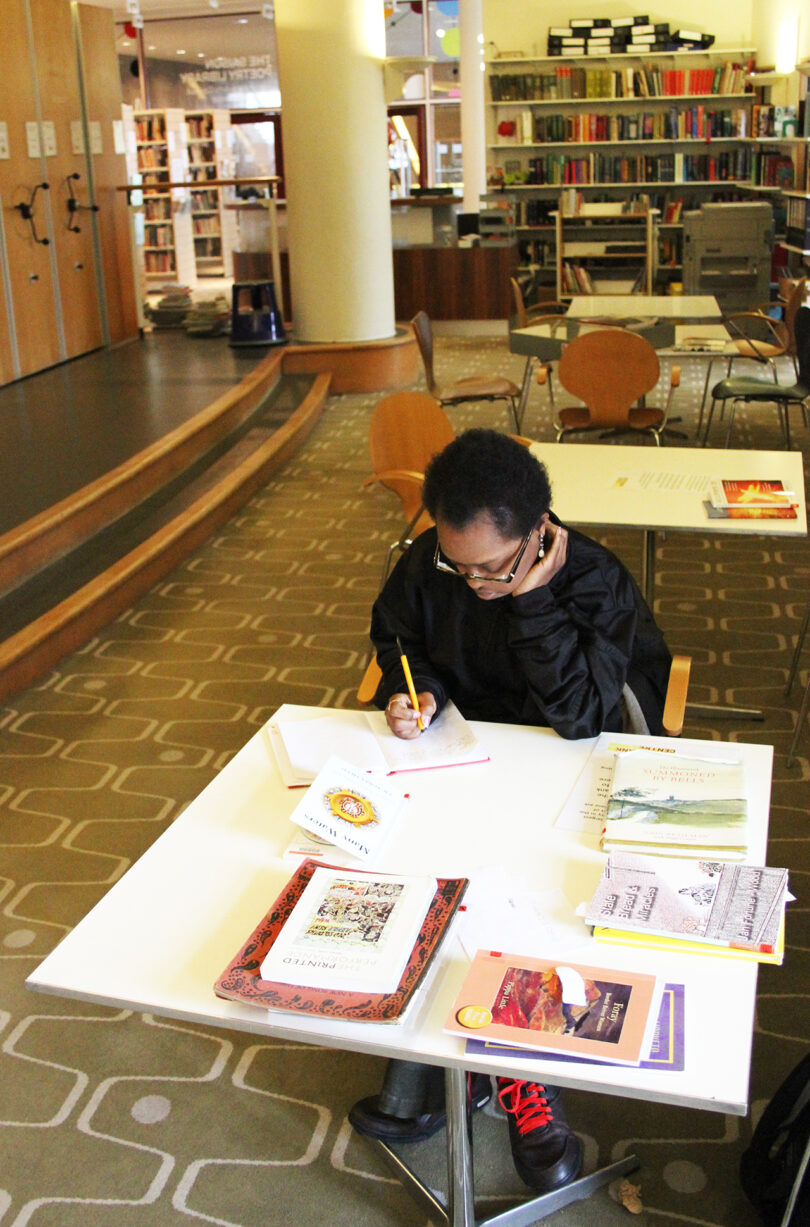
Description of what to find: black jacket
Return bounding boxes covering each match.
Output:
[370,517,672,740]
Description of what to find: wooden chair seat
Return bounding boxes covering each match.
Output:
[411,310,520,429]
[436,375,519,403]
[557,404,665,432]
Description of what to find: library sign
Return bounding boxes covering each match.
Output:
[180,54,274,87]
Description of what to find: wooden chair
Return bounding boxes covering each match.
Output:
[778,275,809,378]
[724,310,790,380]
[554,327,681,445]
[358,650,692,738]
[411,310,521,430]
[702,306,810,449]
[363,390,454,584]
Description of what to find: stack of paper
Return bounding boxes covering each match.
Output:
[266,701,488,787]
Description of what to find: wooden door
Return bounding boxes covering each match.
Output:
[28,0,102,360]
[76,1,138,346]
[0,0,62,380]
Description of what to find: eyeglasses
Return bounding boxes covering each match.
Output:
[433,527,534,584]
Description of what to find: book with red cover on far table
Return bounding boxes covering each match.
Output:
[706,479,798,520]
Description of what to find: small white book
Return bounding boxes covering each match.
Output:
[267,701,488,787]
[259,866,438,994]
[287,755,407,863]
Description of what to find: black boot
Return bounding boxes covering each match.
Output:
[349,1071,492,1143]
[497,1078,582,1192]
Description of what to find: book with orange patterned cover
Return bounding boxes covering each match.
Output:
[444,951,660,1065]
[214,859,467,1023]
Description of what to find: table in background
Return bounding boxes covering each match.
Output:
[565,294,722,321]
[510,312,731,435]
[27,709,774,1226]
[531,440,807,720]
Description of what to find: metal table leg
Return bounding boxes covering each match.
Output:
[367,1069,640,1227]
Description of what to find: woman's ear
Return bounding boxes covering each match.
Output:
[537,511,550,530]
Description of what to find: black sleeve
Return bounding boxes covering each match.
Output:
[369,552,449,714]
[504,558,643,739]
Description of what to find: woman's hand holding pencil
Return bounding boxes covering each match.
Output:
[386,637,436,738]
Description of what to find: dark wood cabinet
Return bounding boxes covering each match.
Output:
[393,245,518,320]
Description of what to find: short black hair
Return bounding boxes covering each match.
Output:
[422,429,552,538]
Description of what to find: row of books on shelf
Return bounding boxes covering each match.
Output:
[192,216,222,235]
[135,116,167,142]
[752,104,800,139]
[137,148,170,170]
[785,197,810,251]
[144,251,177,273]
[489,62,748,103]
[522,148,752,186]
[143,200,172,221]
[519,105,749,145]
[188,142,216,162]
[143,224,174,246]
[187,115,216,139]
[750,150,795,189]
[190,188,221,210]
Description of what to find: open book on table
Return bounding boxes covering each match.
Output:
[214,859,468,1023]
[266,701,488,787]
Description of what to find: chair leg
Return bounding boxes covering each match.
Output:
[787,675,810,768]
[723,400,737,448]
[785,598,810,696]
[701,397,719,446]
[784,403,792,450]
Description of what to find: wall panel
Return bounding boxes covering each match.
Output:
[0,0,62,380]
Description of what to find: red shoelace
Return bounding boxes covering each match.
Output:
[498,1080,554,1135]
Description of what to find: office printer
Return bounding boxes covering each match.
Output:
[682,201,774,312]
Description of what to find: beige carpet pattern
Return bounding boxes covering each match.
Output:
[1,332,809,1227]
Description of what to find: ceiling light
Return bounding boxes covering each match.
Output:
[176,48,186,54]
[237,18,248,23]
[198,52,205,58]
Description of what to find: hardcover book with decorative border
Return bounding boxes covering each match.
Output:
[214,859,467,1023]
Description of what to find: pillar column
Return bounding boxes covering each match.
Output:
[274,0,395,342]
[459,0,486,215]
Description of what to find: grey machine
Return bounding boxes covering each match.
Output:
[682,201,774,313]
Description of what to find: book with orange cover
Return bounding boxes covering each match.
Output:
[444,951,660,1065]
[214,859,467,1023]
[708,479,797,513]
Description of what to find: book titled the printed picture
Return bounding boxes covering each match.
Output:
[444,951,660,1065]
[584,851,788,954]
[214,859,469,1023]
[602,750,748,858]
[259,865,437,994]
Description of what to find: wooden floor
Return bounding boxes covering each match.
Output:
[0,333,266,535]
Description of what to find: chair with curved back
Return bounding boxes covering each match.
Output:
[701,306,810,449]
[554,327,680,445]
[411,310,521,430]
[363,390,454,585]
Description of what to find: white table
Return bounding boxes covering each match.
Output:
[27,710,774,1226]
[531,441,807,722]
[531,439,807,599]
[566,295,723,321]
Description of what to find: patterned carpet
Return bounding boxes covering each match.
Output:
[1,330,809,1227]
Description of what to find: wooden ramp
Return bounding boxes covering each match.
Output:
[0,355,330,702]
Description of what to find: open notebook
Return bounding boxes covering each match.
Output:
[266,701,489,786]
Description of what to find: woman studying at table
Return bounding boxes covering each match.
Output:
[349,429,672,1193]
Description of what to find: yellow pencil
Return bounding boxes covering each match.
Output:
[396,636,425,732]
